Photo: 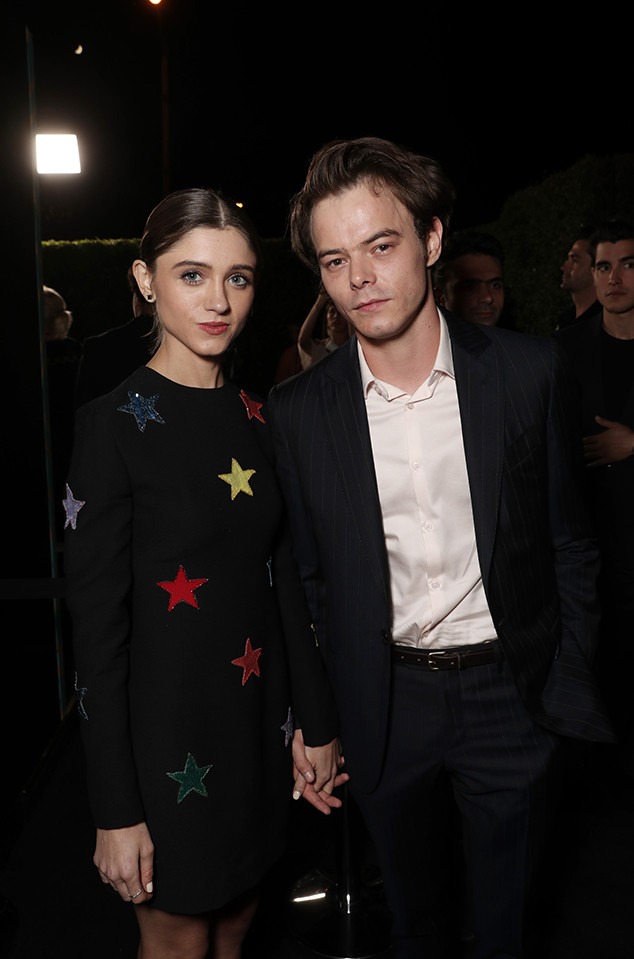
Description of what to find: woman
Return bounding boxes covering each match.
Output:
[64,188,345,959]
[297,287,351,370]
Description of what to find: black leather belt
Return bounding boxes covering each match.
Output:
[391,641,499,671]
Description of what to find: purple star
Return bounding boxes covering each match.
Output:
[63,484,85,529]
[281,707,294,747]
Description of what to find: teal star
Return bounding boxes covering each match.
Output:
[118,391,165,432]
[167,752,212,803]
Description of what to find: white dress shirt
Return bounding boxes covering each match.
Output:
[358,311,497,649]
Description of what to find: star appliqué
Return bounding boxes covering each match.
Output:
[167,752,212,803]
[281,707,294,746]
[239,389,265,423]
[157,565,208,612]
[63,484,85,530]
[218,458,255,500]
[231,638,262,685]
[118,391,165,432]
[74,672,88,720]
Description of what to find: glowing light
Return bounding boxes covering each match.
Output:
[36,134,81,174]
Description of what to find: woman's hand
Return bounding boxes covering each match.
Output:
[291,728,349,815]
[94,822,155,904]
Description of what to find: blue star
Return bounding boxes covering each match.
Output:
[74,672,88,720]
[118,391,165,432]
[63,484,85,529]
[281,707,294,747]
[167,752,212,803]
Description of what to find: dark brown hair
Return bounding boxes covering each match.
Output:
[139,187,262,279]
[289,137,456,272]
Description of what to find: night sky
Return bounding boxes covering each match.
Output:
[23,1,629,242]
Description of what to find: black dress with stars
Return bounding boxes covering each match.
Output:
[64,366,337,915]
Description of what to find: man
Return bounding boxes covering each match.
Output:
[555,216,634,781]
[268,137,613,959]
[557,226,602,330]
[432,229,511,328]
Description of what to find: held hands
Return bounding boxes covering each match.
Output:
[94,822,155,904]
[291,728,349,815]
[584,417,634,467]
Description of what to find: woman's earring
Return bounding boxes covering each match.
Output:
[146,293,154,302]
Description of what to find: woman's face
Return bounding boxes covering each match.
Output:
[139,226,256,362]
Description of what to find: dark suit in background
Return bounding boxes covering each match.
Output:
[556,311,634,775]
[74,313,153,408]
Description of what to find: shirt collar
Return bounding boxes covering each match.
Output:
[358,307,455,398]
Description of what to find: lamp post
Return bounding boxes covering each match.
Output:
[148,0,170,195]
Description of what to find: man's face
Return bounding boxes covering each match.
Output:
[437,253,504,326]
[310,181,441,347]
[592,239,634,316]
[560,240,594,294]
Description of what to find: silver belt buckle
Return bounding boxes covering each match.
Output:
[427,649,444,670]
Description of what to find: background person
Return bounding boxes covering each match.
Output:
[556,224,602,330]
[555,215,634,782]
[74,267,155,408]
[297,287,351,369]
[433,229,513,328]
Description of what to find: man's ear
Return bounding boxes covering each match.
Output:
[426,218,443,268]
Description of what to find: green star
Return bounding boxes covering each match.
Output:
[167,752,212,803]
[218,458,256,500]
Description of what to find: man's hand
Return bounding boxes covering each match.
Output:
[584,417,634,467]
[291,728,349,815]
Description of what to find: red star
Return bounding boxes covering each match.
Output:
[239,389,265,423]
[157,565,208,612]
[231,638,262,685]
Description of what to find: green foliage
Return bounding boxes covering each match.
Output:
[492,154,634,335]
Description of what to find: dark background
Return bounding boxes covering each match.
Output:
[23,1,631,243]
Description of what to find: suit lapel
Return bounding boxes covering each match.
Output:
[320,339,391,599]
[448,317,504,584]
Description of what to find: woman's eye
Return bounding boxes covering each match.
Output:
[229,273,250,288]
[182,270,202,284]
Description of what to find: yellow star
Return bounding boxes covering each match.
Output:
[218,458,256,500]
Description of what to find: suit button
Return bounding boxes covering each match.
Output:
[381,630,390,645]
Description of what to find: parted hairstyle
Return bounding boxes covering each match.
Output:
[138,187,263,279]
[588,216,634,264]
[289,136,456,273]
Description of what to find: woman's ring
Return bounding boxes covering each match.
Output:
[131,888,143,900]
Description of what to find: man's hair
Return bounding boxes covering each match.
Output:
[589,216,634,264]
[289,136,456,272]
[433,230,504,292]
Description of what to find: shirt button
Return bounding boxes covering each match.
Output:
[429,579,440,590]
[406,402,414,410]
[423,521,433,531]
[412,461,421,471]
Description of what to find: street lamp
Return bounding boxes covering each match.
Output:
[35,133,81,174]
[148,0,170,195]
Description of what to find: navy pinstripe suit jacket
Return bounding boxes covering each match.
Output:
[268,312,614,794]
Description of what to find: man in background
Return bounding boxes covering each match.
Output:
[557,225,602,330]
[555,216,634,781]
[433,229,513,328]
